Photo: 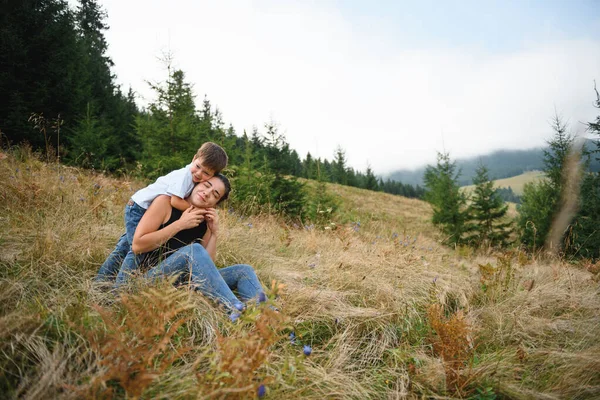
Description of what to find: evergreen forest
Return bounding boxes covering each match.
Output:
[0,0,424,215]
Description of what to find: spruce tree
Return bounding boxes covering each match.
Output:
[568,86,600,260]
[518,115,572,250]
[363,164,379,191]
[69,102,108,169]
[465,165,511,247]
[303,152,316,179]
[137,65,199,179]
[75,0,139,170]
[332,146,348,185]
[424,152,468,245]
[1,0,86,146]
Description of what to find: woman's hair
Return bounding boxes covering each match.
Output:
[214,173,231,204]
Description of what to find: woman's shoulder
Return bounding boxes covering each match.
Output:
[147,194,173,224]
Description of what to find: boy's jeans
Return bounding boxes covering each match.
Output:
[95,200,146,283]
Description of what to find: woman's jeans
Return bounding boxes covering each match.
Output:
[95,200,146,283]
[146,243,264,309]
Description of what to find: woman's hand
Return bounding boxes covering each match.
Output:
[177,206,206,230]
[204,208,219,236]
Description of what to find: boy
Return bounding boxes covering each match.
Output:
[95,142,228,285]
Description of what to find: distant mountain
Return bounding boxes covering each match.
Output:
[388,139,599,187]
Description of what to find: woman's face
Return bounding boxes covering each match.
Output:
[189,177,225,208]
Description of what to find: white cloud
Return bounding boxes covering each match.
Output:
[98,0,600,173]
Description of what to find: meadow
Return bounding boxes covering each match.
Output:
[1,148,599,399]
[461,171,546,196]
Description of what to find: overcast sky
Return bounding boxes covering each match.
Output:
[80,0,600,173]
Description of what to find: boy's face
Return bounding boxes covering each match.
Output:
[190,157,216,183]
[189,177,225,208]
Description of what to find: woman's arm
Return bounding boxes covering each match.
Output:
[132,195,205,254]
[201,208,219,261]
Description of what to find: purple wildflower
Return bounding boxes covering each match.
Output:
[229,312,240,323]
[257,384,266,398]
[392,232,398,239]
[303,345,312,356]
[258,292,267,303]
[289,332,296,344]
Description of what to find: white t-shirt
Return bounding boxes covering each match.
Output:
[131,163,194,209]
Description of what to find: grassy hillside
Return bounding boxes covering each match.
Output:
[1,148,599,399]
[462,170,546,196]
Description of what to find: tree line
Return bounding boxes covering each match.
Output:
[424,106,600,261]
[0,0,423,208]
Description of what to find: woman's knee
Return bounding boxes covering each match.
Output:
[233,264,256,275]
[175,243,205,259]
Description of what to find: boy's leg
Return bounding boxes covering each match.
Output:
[114,201,146,287]
[95,233,128,282]
[115,250,143,286]
[218,264,264,302]
[146,243,242,309]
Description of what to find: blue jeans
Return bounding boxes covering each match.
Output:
[95,233,129,282]
[95,201,146,283]
[146,243,264,309]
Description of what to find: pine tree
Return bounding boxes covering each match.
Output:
[1,0,86,146]
[424,152,468,246]
[332,146,348,185]
[567,86,600,260]
[75,0,139,170]
[302,152,315,179]
[68,102,108,169]
[137,63,199,179]
[363,163,379,191]
[465,165,511,247]
[518,115,572,250]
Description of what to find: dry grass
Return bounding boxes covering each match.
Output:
[1,147,600,399]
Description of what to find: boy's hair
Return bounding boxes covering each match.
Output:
[214,173,231,205]
[195,142,228,173]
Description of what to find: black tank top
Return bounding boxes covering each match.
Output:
[143,208,208,268]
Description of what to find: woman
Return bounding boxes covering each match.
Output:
[115,173,264,311]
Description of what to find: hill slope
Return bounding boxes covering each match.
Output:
[1,149,599,399]
[461,170,546,195]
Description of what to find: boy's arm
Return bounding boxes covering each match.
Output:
[166,165,194,209]
[170,195,191,211]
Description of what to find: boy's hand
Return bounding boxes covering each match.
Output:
[204,208,220,236]
[177,207,206,230]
